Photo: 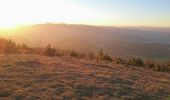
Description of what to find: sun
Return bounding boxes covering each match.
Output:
[0,0,106,29]
[0,21,18,30]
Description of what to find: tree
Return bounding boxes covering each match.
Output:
[69,50,78,58]
[44,44,56,57]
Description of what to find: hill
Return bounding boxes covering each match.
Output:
[1,24,170,58]
[0,54,169,100]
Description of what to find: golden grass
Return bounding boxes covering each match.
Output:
[0,54,169,100]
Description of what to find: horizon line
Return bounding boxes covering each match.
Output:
[15,22,170,28]
[1,22,170,30]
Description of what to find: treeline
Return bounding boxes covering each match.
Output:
[0,38,169,72]
[43,44,170,72]
[114,57,170,72]
[0,38,34,54]
[43,44,112,61]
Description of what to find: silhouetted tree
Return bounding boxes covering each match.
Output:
[44,44,56,57]
[0,38,18,53]
[69,50,78,58]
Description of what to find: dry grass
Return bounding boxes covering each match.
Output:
[0,54,169,100]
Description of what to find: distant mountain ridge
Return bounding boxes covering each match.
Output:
[1,24,170,58]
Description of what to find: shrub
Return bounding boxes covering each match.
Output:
[114,57,125,64]
[113,56,170,72]
[0,38,17,53]
[127,57,143,66]
[144,59,155,68]
[103,53,113,61]
[95,49,112,62]
[69,50,78,58]
[0,38,32,54]
[95,49,104,61]
[44,44,56,57]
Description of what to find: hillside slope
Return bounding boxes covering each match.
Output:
[1,24,170,58]
[0,54,169,100]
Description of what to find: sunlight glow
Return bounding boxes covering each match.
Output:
[0,0,169,28]
[0,0,107,29]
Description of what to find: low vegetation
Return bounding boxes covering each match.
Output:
[114,57,170,72]
[43,44,56,57]
[0,38,169,73]
[0,38,170,99]
[42,44,170,73]
[0,38,34,54]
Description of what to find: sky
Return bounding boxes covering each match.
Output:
[0,0,170,28]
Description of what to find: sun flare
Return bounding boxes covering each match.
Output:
[0,0,169,28]
[0,21,18,29]
[0,0,107,29]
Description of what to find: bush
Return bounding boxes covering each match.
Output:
[144,59,155,68]
[113,56,170,72]
[96,49,104,61]
[0,38,17,53]
[115,57,125,64]
[127,57,143,66]
[95,49,112,62]
[44,44,56,57]
[0,38,32,54]
[103,53,113,61]
[69,50,78,58]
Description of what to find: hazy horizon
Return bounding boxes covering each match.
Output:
[0,0,170,28]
